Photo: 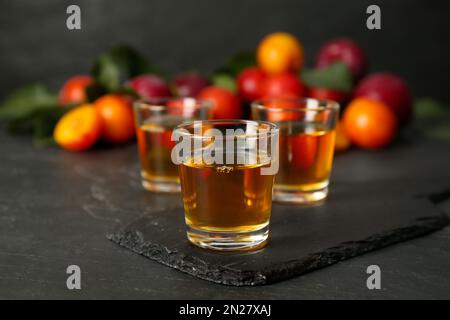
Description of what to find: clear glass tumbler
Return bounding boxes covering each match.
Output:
[252,98,339,204]
[173,120,279,251]
[134,98,212,193]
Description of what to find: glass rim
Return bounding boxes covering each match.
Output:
[133,97,213,112]
[251,97,340,112]
[174,119,279,140]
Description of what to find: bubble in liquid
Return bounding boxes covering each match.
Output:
[216,166,233,173]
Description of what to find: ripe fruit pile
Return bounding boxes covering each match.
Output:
[53,69,243,151]
[234,33,412,151]
[0,34,413,152]
[55,81,137,151]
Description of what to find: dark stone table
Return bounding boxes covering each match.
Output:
[1,129,449,299]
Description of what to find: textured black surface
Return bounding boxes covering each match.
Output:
[1,128,450,298]
[1,0,450,298]
[108,184,448,286]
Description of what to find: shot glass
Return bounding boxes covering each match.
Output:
[173,120,279,251]
[252,98,339,204]
[134,98,212,193]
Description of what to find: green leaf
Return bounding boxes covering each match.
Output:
[0,84,58,120]
[7,106,68,146]
[92,54,121,91]
[114,86,140,99]
[211,73,237,93]
[32,107,67,146]
[215,51,256,76]
[85,83,108,102]
[424,124,450,142]
[414,98,447,119]
[91,45,157,92]
[301,62,353,92]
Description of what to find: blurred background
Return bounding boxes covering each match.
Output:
[0,0,449,103]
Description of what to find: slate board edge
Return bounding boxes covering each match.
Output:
[107,213,448,287]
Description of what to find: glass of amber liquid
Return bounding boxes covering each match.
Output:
[173,120,279,251]
[134,98,212,193]
[252,98,339,204]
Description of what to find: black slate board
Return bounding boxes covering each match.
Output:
[108,181,449,286]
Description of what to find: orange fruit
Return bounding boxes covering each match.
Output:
[94,94,135,144]
[53,104,102,152]
[343,98,397,149]
[257,32,304,74]
[58,75,92,106]
[334,121,351,152]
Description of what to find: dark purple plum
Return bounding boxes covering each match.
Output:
[128,74,170,99]
[171,72,209,97]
